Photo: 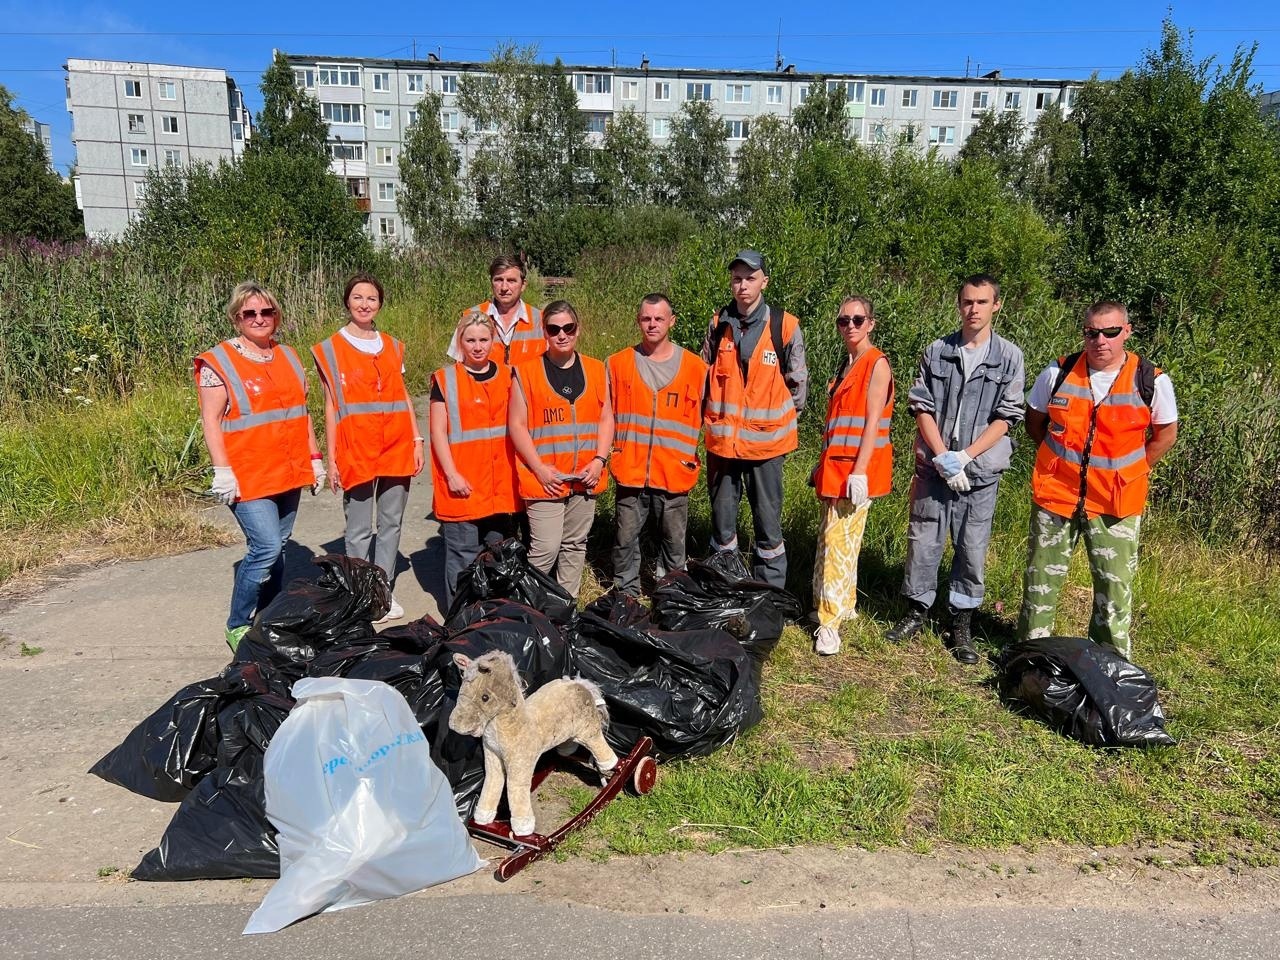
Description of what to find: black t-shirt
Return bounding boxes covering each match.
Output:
[541,353,585,404]
[430,360,498,402]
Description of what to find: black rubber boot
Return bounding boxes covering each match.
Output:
[886,603,929,644]
[950,609,979,665]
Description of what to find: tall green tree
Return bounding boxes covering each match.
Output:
[457,45,588,240]
[593,108,654,207]
[248,52,329,160]
[1020,102,1080,217]
[656,99,729,218]
[729,112,796,223]
[0,85,83,241]
[398,90,461,241]
[792,77,850,148]
[957,108,1026,189]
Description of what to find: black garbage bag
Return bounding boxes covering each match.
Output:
[569,595,763,761]
[445,538,575,627]
[88,661,292,802]
[650,555,802,668]
[997,636,1177,748]
[234,554,388,667]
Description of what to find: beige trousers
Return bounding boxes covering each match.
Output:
[526,494,598,599]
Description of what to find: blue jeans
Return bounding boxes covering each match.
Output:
[227,489,301,629]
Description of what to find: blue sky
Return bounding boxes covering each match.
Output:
[3,0,1279,174]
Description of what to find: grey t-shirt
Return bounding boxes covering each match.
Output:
[952,338,993,443]
[633,346,684,394]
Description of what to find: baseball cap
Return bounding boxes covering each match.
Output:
[727,249,767,274]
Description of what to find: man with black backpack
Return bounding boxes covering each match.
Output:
[701,250,808,588]
[1019,300,1179,658]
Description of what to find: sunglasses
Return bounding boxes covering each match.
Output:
[836,314,870,329]
[1082,326,1124,340]
[546,322,578,337]
[239,307,278,321]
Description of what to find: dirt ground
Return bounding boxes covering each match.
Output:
[1,485,1276,918]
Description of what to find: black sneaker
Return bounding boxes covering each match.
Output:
[886,604,929,644]
[949,609,979,665]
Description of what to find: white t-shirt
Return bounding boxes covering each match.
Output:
[339,327,385,355]
[1027,361,1178,424]
[447,301,528,361]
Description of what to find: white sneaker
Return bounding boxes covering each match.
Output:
[374,596,405,625]
[814,625,841,656]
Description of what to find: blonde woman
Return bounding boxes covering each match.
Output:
[195,282,324,651]
[312,272,423,624]
[429,311,521,608]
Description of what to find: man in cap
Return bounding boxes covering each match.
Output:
[701,250,808,588]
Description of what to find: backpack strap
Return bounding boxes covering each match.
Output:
[1052,350,1157,407]
[769,305,792,374]
[1050,352,1081,399]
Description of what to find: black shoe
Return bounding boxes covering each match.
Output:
[950,609,979,665]
[886,605,929,644]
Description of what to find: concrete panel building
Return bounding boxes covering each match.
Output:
[21,117,53,168]
[64,59,251,237]
[284,52,1081,244]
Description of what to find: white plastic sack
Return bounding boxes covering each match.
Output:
[243,678,483,935]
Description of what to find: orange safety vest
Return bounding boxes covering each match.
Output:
[1032,352,1154,520]
[311,332,419,490]
[814,347,894,499]
[195,341,313,503]
[466,300,546,366]
[607,346,708,494]
[704,309,800,460]
[514,354,609,500]
[430,363,521,522]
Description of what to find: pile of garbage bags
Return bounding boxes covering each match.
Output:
[91,543,800,881]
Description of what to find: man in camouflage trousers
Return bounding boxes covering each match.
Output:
[1019,301,1179,657]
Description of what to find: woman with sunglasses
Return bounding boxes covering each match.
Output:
[196,282,325,652]
[507,300,614,599]
[429,310,522,610]
[312,273,423,624]
[811,296,894,655]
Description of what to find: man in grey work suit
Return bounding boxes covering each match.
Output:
[885,273,1025,663]
[701,250,808,588]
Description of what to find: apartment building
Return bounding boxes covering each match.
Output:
[285,52,1081,243]
[21,117,54,168]
[64,59,252,237]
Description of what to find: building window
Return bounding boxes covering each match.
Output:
[162,115,180,134]
[798,84,810,104]
[767,84,783,105]
[134,181,148,201]
[406,108,419,126]
[379,217,397,238]
[1004,91,1022,110]
[902,89,918,108]
[903,123,918,142]
[1035,91,1055,109]
[725,119,749,140]
[378,182,396,201]
[406,73,424,93]
[127,113,145,133]
[157,80,176,100]
[574,73,612,95]
[870,87,886,107]
[972,91,989,110]
[124,79,142,98]
[586,113,609,134]
[294,69,315,90]
[1065,88,1079,109]
[440,74,457,94]
[163,148,181,165]
[372,72,390,92]
[621,79,639,101]
[826,80,864,103]
[328,141,365,161]
[374,108,392,129]
[685,82,712,101]
[231,122,244,141]
[933,89,958,109]
[130,147,148,166]
[321,102,364,125]
[376,146,394,165]
[653,81,670,101]
[725,83,751,104]
[871,122,887,143]
[440,110,459,132]
[319,66,360,87]
[652,117,671,138]
[928,125,955,145]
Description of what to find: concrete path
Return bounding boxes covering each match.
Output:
[1,471,1277,957]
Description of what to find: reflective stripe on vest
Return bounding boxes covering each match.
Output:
[703,309,800,459]
[442,365,509,445]
[814,347,894,500]
[211,343,309,434]
[316,337,412,422]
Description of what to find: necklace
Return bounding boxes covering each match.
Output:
[236,336,274,361]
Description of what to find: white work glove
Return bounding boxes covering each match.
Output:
[946,469,972,493]
[845,473,870,506]
[210,466,239,505]
[933,450,973,480]
[311,458,327,495]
